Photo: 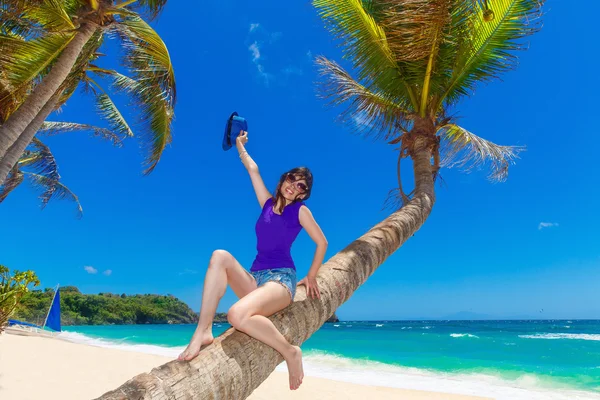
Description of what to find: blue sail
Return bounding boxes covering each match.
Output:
[45,288,61,332]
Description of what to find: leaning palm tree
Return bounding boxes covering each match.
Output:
[0,0,175,184]
[0,13,133,211]
[98,1,544,399]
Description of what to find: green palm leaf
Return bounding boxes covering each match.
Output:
[135,85,173,174]
[115,16,176,105]
[317,56,410,140]
[0,32,75,105]
[27,0,75,32]
[95,93,135,140]
[313,0,417,109]
[23,171,83,218]
[109,19,175,173]
[0,136,82,216]
[439,0,543,107]
[38,121,125,147]
[19,137,60,182]
[114,0,168,20]
[438,123,524,181]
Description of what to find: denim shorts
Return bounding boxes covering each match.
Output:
[250,268,297,303]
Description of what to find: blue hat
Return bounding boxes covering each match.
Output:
[222,112,248,151]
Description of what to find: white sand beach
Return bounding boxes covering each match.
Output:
[0,334,490,400]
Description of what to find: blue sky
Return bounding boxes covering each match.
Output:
[1,1,599,320]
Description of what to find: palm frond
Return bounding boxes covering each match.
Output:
[105,22,175,174]
[26,0,75,32]
[317,56,411,141]
[95,92,134,139]
[37,121,124,146]
[439,0,544,106]
[0,164,24,203]
[313,0,418,109]
[0,32,75,105]
[376,0,452,62]
[438,123,524,181]
[18,137,60,181]
[114,16,175,105]
[0,7,44,39]
[23,171,82,218]
[92,68,173,173]
[135,84,173,174]
[89,66,140,92]
[114,0,168,20]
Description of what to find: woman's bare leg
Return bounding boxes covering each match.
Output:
[178,250,256,360]
[227,282,303,390]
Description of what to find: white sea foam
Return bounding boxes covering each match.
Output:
[519,333,600,341]
[375,324,383,328]
[58,331,183,357]
[450,333,479,339]
[276,351,600,400]
[61,331,600,400]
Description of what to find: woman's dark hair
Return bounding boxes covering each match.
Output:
[273,167,313,214]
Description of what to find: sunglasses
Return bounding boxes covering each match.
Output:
[285,174,308,194]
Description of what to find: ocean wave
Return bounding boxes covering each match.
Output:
[450,333,479,339]
[375,324,383,328]
[519,333,600,342]
[58,331,182,357]
[59,331,600,400]
[290,350,600,400]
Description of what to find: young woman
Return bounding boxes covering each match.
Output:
[178,130,328,391]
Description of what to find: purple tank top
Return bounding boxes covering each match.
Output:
[250,197,304,272]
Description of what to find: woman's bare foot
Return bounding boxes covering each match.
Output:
[285,346,304,390]
[178,330,214,361]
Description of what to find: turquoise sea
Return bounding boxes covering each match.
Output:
[61,320,600,399]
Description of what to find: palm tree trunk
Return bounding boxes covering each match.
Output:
[96,145,435,400]
[0,94,60,186]
[0,21,98,174]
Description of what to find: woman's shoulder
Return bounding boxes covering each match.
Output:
[261,197,274,209]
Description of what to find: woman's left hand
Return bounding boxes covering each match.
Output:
[298,275,320,299]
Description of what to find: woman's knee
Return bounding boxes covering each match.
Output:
[209,249,232,270]
[227,305,248,329]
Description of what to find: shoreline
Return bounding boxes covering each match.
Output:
[0,333,489,400]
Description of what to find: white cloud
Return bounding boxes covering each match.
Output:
[103,269,112,276]
[306,50,313,60]
[538,222,559,230]
[84,266,97,274]
[248,42,272,85]
[249,42,261,62]
[247,25,298,86]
